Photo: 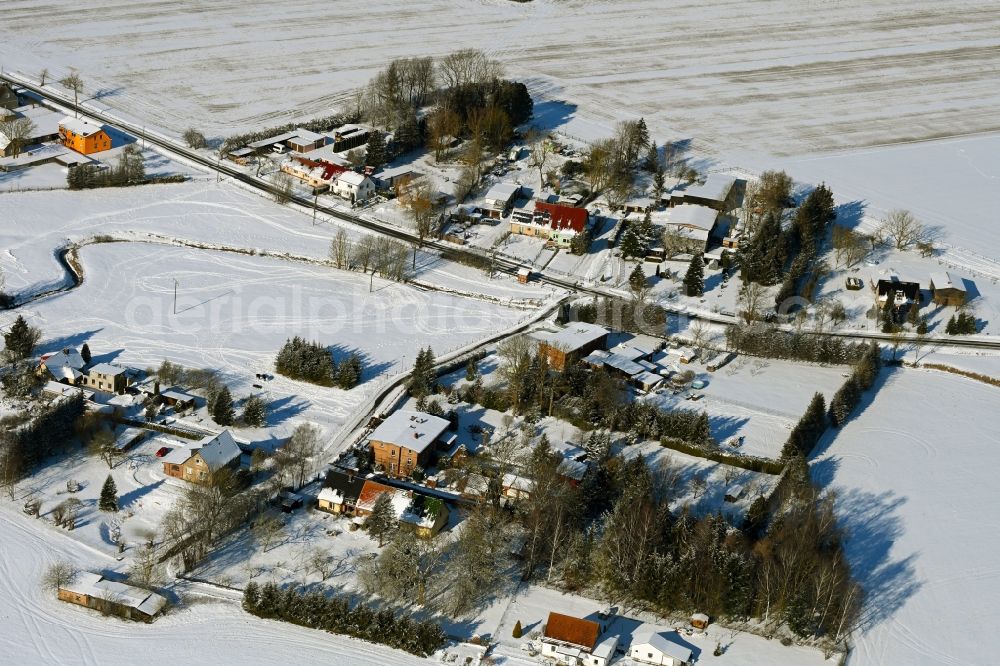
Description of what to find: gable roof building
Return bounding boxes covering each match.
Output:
[628,630,693,665]
[930,271,967,306]
[39,348,86,384]
[317,469,367,514]
[537,322,610,371]
[161,430,242,484]
[369,410,451,477]
[58,572,167,623]
[542,612,602,662]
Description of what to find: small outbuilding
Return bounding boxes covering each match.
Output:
[930,271,967,307]
[58,572,167,623]
[628,630,693,666]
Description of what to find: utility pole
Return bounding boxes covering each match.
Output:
[173,279,178,314]
[369,270,374,293]
[313,192,319,225]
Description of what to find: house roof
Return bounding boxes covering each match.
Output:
[679,174,736,203]
[399,493,447,529]
[336,170,370,187]
[42,380,93,399]
[290,156,348,182]
[632,631,692,663]
[540,322,609,353]
[161,446,194,465]
[87,362,126,377]
[534,201,589,233]
[59,116,104,137]
[159,388,196,403]
[40,348,86,382]
[368,410,450,455]
[61,572,167,618]
[930,271,965,293]
[875,276,920,300]
[196,430,242,471]
[357,479,395,512]
[592,635,619,660]
[322,469,366,504]
[557,458,589,482]
[485,182,520,202]
[373,165,416,181]
[665,203,719,229]
[544,612,600,650]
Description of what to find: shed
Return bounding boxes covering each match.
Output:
[930,271,967,307]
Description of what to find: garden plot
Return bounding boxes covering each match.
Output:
[815,368,1000,666]
[642,355,849,460]
[0,181,556,304]
[2,243,528,445]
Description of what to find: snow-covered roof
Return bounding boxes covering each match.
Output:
[679,174,736,203]
[161,446,194,465]
[592,635,619,660]
[634,371,664,387]
[113,427,145,451]
[540,322,609,353]
[40,348,86,382]
[59,116,104,137]
[368,410,450,454]
[665,204,719,229]
[87,362,126,376]
[41,380,92,400]
[61,572,167,618]
[248,127,327,150]
[317,487,342,504]
[930,271,964,292]
[549,440,586,461]
[602,352,646,377]
[159,388,195,403]
[607,343,648,362]
[484,182,520,203]
[631,631,692,663]
[502,472,533,493]
[197,430,242,471]
[557,458,588,481]
[336,170,370,187]
[373,165,416,180]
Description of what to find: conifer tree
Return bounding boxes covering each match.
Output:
[683,253,704,297]
[512,619,523,639]
[242,395,267,427]
[366,130,388,170]
[629,263,647,300]
[3,315,41,363]
[367,493,398,547]
[80,343,92,364]
[99,474,118,512]
[465,357,478,381]
[211,386,234,426]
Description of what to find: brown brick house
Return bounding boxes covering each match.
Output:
[161,430,241,484]
[369,410,451,477]
[537,322,609,372]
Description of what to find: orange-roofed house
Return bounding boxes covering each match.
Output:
[509,200,590,248]
[542,612,618,666]
[59,117,111,154]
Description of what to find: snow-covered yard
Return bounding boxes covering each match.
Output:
[814,368,1000,666]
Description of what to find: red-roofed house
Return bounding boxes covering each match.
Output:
[281,156,348,192]
[542,612,615,665]
[510,201,590,248]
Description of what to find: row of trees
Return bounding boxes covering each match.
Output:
[828,342,882,428]
[328,229,412,282]
[67,145,146,189]
[243,582,446,657]
[725,324,872,365]
[275,337,364,389]
[0,394,86,498]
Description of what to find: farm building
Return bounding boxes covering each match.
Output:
[58,117,111,154]
[161,430,242,484]
[480,182,521,218]
[673,174,742,212]
[930,271,967,307]
[628,630,694,666]
[537,322,610,372]
[58,572,166,623]
[369,410,452,477]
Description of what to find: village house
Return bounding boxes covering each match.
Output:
[372,165,418,191]
[0,104,64,157]
[628,630,693,666]
[161,430,242,485]
[369,410,452,477]
[541,612,617,666]
[38,348,86,384]
[157,388,197,411]
[0,82,18,111]
[399,493,450,539]
[872,275,921,312]
[58,572,167,623]
[537,322,610,372]
[244,127,329,156]
[930,271,967,307]
[78,363,130,395]
[316,468,367,515]
[509,200,590,248]
[501,473,533,502]
[332,170,376,203]
[281,156,347,192]
[59,117,112,155]
[479,182,521,218]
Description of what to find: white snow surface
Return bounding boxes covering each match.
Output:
[815,368,1000,666]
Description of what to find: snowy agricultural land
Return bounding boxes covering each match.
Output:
[813,368,1000,666]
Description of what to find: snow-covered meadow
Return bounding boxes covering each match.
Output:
[815,368,1000,666]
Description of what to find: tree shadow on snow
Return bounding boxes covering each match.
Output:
[37,329,102,355]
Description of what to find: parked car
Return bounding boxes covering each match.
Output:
[155,446,171,457]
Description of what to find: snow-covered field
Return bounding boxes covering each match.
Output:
[815,368,1000,666]
[0,507,434,666]
[2,242,529,443]
[3,0,999,160]
[0,180,556,304]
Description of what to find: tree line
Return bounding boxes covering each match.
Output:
[725,324,871,365]
[242,582,446,657]
[275,337,363,389]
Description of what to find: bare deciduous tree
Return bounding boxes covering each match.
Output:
[0,116,37,159]
[183,128,207,149]
[271,171,294,204]
[329,229,351,269]
[58,72,84,118]
[42,561,78,591]
[883,209,925,250]
[273,423,320,489]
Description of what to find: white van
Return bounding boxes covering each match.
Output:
[272,143,286,154]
